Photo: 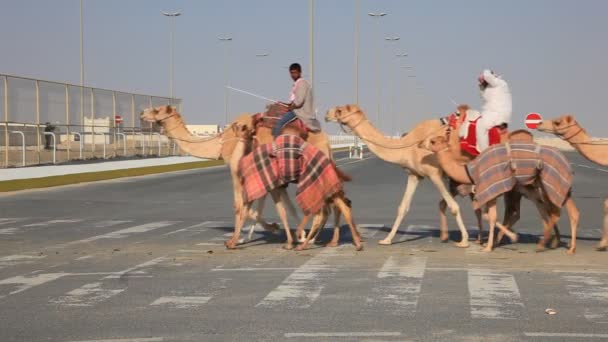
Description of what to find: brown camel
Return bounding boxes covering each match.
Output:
[231,123,362,251]
[325,104,471,247]
[140,106,288,238]
[141,105,344,247]
[427,134,579,254]
[537,114,608,249]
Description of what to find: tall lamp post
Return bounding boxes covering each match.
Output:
[162,11,181,101]
[368,12,387,127]
[218,35,233,127]
[384,36,400,133]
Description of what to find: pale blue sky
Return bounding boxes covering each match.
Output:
[1,0,607,134]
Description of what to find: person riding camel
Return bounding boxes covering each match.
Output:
[473,69,512,152]
[272,63,321,137]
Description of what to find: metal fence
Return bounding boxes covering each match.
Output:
[1,74,182,168]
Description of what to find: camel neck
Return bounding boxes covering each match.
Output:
[435,149,472,184]
[163,117,226,161]
[566,126,608,166]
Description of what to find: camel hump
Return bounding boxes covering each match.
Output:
[509,129,534,142]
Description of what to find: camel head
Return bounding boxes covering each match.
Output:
[325,104,365,126]
[537,115,578,136]
[141,105,178,124]
[231,121,254,140]
[427,136,450,153]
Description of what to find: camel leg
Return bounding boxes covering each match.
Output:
[270,190,294,250]
[295,215,311,243]
[334,196,363,251]
[225,202,250,249]
[429,173,469,248]
[597,198,608,251]
[327,203,343,247]
[496,191,521,245]
[379,173,421,245]
[564,197,579,255]
[249,196,281,233]
[482,200,498,252]
[536,207,559,252]
[439,199,449,242]
[295,212,327,251]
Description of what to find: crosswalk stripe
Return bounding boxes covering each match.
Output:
[0,254,46,270]
[68,221,177,244]
[22,219,83,227]
[256,248,339,309]
[50,282,126,307]
[562,274,608,322]
[0,273,67,299]
[150,296,211,308]
[468,268,524,319]
[368,256,426,315]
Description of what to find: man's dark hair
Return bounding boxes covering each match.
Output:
[289,63,301,72]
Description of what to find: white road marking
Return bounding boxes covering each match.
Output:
[468,268,524,319]
[357,224,383,238]
[66,338,163,342]
[367,256,426,315]
[524,332,608,338]
[256,248,340,309]
[23,219,83,227]
[562,275,608,322]
[212,267,299,272]
[0,254,46,269]
[0,218,22,226]
[76,255,94,261]
[0,273,67,298]
[196,242,222,246]
[0,228,20,235]
[285,332,401,338]
[104,256,167,279]
[150,296,211,308]
[162,221,210,236]
[69,222,177,244]
[50,282,126,307]
[92,220,132,228]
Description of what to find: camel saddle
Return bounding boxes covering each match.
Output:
[447,112,507,157]
[252,103,309,139]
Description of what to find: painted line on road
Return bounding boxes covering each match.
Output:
[256,248,341,309]
[212,267,299,272]
[468,268,524,319]
[285,332,401,338]
[50,282,126,307]
[75,255,94,261]
[0,273,67,299]
[562,275,608,322]
[0,254,46,269]
[524,332,608,338]
[68,221,177,244]
[66,337,164,342]
[150,296,211,308]
[576,164,608,173]
[104,256,167,279]
[92,220,132,228]
[367,256,426,315]
[22,219,83,227]
[162,221,211,236]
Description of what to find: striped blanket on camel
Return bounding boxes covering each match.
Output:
[465,142,573,210]
[238,134,342,215]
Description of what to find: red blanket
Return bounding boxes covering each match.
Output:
[238,135,342,215]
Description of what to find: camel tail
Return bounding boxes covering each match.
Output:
[331,162,352,182]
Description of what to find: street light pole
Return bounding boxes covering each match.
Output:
[368,12,387,128]
[218,35,233,127]
[162,11,181,101]
[384,37,400,134]
[80,0,84,123]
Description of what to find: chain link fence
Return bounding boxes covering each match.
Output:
[1,74,182,168]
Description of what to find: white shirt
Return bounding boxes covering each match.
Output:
[480,69,512,125]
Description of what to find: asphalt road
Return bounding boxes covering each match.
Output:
[1,150,608,341]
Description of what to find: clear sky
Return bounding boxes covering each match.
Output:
[1,0,607,135]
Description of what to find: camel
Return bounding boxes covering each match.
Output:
[537,114,608,249]
[231,123,363,251]
[427,133,579,254]
[325,104,471,247]
[140,106,293,243]
[141,105,344,247]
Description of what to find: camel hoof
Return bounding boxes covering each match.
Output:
[295,244,306,251]
[354,244,364,251]
[475,238,483,245]
[440,233,449,242]
[325,241,339,248]
[595,245,607,252]
[535,245,546,253]
[282,244,294,250]
[378,239,393,246]
[224,240,237,249]
[566,248,576,255]
[481,247,492,253]
[454,241,470,248]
